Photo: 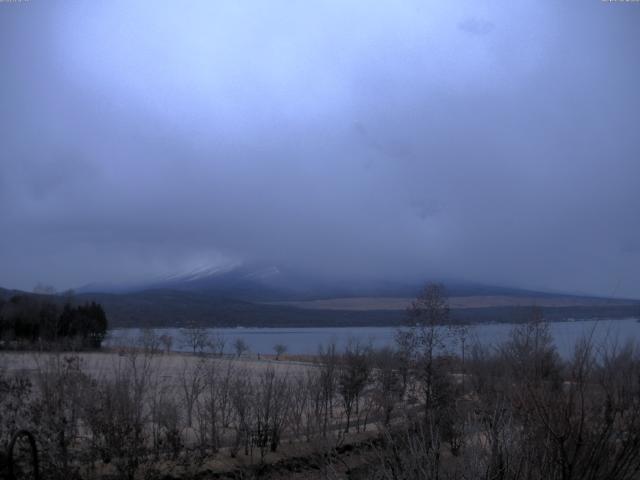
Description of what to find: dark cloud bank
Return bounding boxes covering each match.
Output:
[1,0,639,297]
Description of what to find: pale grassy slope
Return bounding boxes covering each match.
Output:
[266,295,638,311]
[0,350,312,381]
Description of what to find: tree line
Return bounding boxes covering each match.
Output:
[0,294,108,349]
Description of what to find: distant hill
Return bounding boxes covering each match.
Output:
[73,290,638,329]
[4,266,639,328]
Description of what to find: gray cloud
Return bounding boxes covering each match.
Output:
[1,0,639,297]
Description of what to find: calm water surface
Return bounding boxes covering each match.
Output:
[106,318,640,358]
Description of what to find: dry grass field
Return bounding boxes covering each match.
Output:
[0,350,313,382]
[267,295,636,311]
[0,346,395,479]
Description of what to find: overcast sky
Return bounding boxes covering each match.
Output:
[1,0,639,297]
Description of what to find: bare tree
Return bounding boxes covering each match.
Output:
[501,307,561,383]
[317,341,339,437]
[31,353,91,479]
[197,358,235,453]
[288,374,311,440]
[229,370,253,457]
[253,368,292,459]
[400,283,455,406]
[372,347,405,426]
[138,328,161,354]
[180,358,205,428]
[81,351,154,480]
[207,330,226,357]
[155,398,182,459]
[234,338,249,357]
[338,340,371,432]
[391,282,457,476]
[273,343,287,360]
[181,323,209,355]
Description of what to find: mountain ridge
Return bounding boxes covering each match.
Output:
[3,265,639,329]
[74,263,639,303]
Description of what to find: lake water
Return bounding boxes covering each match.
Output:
[105,318,640,358]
